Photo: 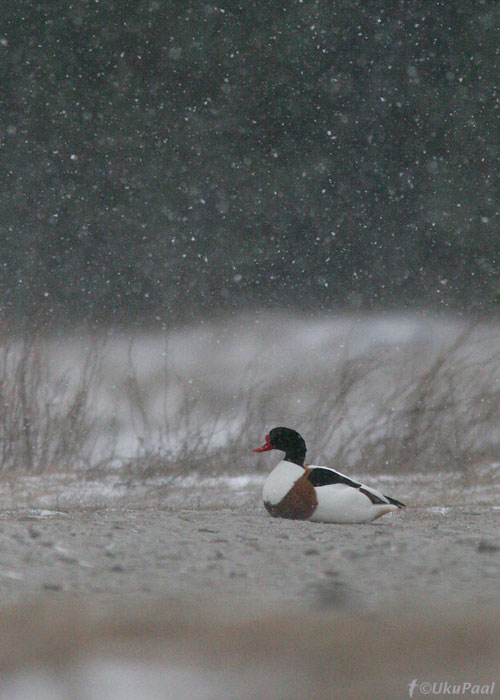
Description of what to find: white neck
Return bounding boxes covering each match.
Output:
[262,460,305,505]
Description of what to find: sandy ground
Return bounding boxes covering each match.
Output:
[0,503,499,608]
[0,490,499,699]
[0,503,499,699]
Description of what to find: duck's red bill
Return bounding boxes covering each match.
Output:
[253,434,273,452]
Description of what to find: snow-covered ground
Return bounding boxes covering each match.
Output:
[0,463,499,512]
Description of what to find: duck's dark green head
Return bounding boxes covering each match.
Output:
[253,427,307,466]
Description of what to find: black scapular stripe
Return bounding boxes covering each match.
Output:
[306,467,406,509]
[359,486,386,505]
[384,494,406,508]
[307,468,361,489]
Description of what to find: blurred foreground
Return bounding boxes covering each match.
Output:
[0,594,499,700]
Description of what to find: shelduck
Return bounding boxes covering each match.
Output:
[254,427,406,523]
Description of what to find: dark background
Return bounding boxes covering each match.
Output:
[2,1,499,326]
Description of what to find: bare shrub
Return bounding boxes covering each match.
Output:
[120,359,267,479]
[119,322,500,477]
[295,326,500,473]
[2,317,497,478]
[0,332,105,474]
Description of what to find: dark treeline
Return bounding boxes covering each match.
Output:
[2,1,499,325]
